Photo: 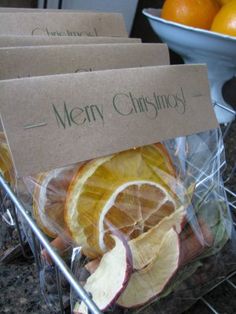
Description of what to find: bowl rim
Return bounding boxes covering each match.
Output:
[142,8,236,42]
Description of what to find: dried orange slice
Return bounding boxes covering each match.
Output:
[33,165,79,238]
[0,132,15,185]
[65,144,179,257]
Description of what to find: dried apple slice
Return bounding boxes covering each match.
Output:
[129,206,185,270]
[75,235,132,313]
[117,228,179,308]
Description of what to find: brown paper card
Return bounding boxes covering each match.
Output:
[0,7,93,12]
[0,11,127,37]
[0,65,218,178]
[0,35,140,48]
[0,43,169,79]
[0,7,88,12]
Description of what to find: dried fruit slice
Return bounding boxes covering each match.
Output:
[74,235,132,313]
[102,180,176,248]
[65,156,112,254]
[117,228,179,308]
[33,165,78,237]
[130,206,185,269]
[65,144,177,257]
[0,132,15,185]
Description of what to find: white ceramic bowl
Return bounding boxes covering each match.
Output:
[143,8,236,124]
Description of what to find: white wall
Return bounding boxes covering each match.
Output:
[38,0,138,34]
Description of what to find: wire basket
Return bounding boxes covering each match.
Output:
[0,103,236,314]
[0,170,235,314]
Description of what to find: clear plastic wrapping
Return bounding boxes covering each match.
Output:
[0,131,15,187]
[23,128,235,314]
[0,131,18,245]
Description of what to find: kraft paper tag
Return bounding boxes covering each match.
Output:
[0,35,140,47]
[0,7,90,12]
[0,65,218,178]
[0,11,127,37]
[0,43,169,79]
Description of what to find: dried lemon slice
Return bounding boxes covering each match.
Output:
[65,144,178,257]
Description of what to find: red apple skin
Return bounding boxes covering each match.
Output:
[107,259,133,309]
[117,230,180,309]
[173,213,187,235]
[102,234,133,310]
[179,215,188,232]
[75,234,133,313]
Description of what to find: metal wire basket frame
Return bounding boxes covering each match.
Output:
[1,170,235,314]
[0,177,102,314]
[0,103,235,314]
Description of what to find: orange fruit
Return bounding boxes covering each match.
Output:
[161,0,220,30]
[0,132,15,185]
[65,143,183,257]
[211,1,236,36]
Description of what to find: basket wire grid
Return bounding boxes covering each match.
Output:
[0,104,236,314]
[1,181,235,314]
[0,178,102,314]
[0,165,235,314]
